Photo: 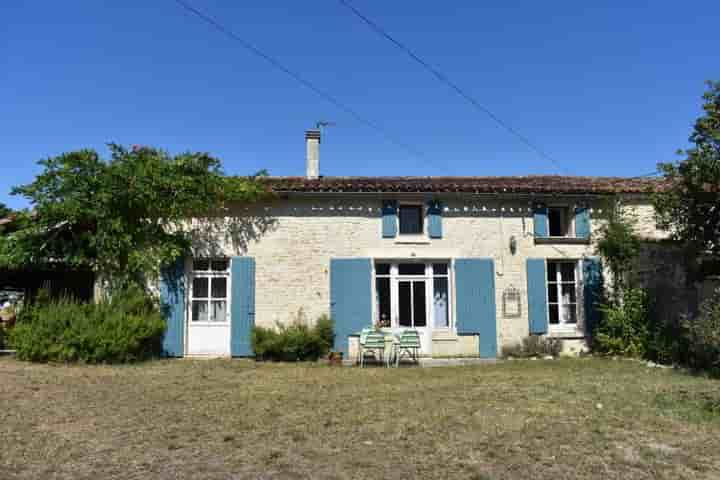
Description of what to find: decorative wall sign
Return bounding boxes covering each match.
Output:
[502,285,522,318]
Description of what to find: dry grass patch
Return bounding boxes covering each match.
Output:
[1,357,719,479]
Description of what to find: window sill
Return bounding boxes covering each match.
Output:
[547,328,585,339]
[534,236,590,245]
[394,235,430,245]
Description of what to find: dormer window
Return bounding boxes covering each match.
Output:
[533,203,590,243]
[398,205,423,235]
[548,207,571,237]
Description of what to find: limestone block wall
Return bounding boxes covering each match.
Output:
[195,194,664,350]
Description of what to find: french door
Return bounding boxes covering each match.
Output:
[187,258,231,356]
[375,262,451,355]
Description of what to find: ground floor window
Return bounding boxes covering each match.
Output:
[374,261,451,329]
[190,258,230,323]
[546,260,579,328]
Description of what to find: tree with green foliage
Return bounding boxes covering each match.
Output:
[0,202,11,219]
[654,81,720,280]
[592,196,650,357]
[595,197,641,301]
[0,144,268,293]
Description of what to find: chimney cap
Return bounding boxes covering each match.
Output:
[305,129,321,141]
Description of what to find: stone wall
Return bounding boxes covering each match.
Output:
[184,194,665,351]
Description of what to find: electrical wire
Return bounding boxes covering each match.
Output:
[173,0,432,166]
[338,0,571,174]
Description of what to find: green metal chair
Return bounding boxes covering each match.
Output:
[359,330,386,367]
[394,329,421,367]
[357,327,373,364]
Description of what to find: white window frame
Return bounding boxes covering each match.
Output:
[546,259,582,332]
[189,258,231,325]
[396,202,427,237]
[373,261,452,330]
[546,205,575,238]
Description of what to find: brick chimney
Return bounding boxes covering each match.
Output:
[305,129,320,179]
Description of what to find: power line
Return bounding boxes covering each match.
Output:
[173,0,431,165]
[338,0,570,174]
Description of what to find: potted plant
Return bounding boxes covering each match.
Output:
[327,350,343,365]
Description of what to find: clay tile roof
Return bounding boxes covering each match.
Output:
[261,176,664,195]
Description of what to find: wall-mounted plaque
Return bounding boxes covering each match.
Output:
[502,285,522,318]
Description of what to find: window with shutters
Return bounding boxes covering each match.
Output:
[546,260,581,331]
[398,205,424,235]
[547,206,572,237]
[190,258,230,323]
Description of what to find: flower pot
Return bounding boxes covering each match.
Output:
[328,351,343,365]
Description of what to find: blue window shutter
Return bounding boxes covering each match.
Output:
[160,257,185,357]
[575,206,591,239]
[533,204,548,238]
[330,258,372,356]
[427,200,443,239]
[527,258,549,334]
[455,258,497,358]
[583,257,603,336]
[231,257,255,356]
[381,200,397,238]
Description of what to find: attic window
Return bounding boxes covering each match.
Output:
[548,207,571,237]
[399,205,423,235]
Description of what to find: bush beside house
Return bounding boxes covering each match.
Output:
[252,314,334,361]
[10,287,165,363]
[591,197,720,375]
[502,336,562,358]
[683,289,720,375]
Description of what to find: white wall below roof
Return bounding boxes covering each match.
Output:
[187,195,666,353]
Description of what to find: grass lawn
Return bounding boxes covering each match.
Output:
[1,357,720,480]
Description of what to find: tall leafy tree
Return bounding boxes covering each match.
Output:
[0,202,11,219]
[655,81,720,280]
[595,197,641,301]
[0,144,268,292]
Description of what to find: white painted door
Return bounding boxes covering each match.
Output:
[187,261,231,356]
[396,278,432,354]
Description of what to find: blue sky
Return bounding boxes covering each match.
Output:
[2,1,718,209]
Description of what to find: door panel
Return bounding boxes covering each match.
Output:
[187,324,231,356]
[413,281,426,327]
[398,281,412,327]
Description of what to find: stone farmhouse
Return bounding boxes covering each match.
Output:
[159,129,665,360]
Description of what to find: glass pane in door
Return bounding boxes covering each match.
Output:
[399,281,412,327]
[192,300,208,322]
[399,264,425,275]
[211,301,227,322]
[413,281,426,327]
[193,277,209,298]
[211,277,227,299]
[433,277,449,327]
[376,278,391,326]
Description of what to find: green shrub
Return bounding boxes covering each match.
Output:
[594,287,651,357]
[502,335,562,358]
[682,290,720,375]
[646,312,685,365]
[314,314,335,350]
[252,314,335,361]
[10,286,165,363]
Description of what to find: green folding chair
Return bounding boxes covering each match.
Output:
[359,330,386,367]
[394,329,421,367]
[357,327,374,363]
